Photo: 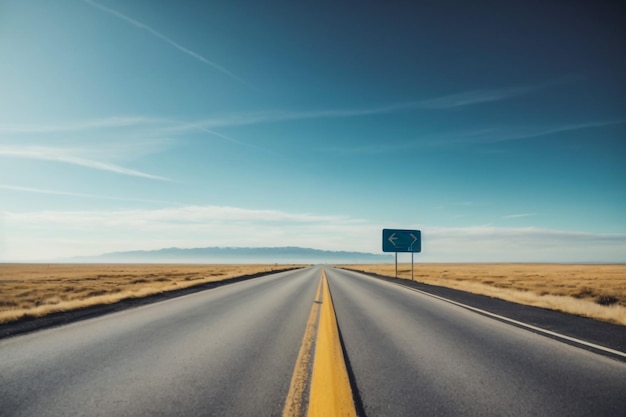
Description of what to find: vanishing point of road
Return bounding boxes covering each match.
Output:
[1,266,625,416]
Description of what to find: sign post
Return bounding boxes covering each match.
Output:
[382,229,421,279]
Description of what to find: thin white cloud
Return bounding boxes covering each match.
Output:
[417,225,626,262]
[196,79,567,125]
[0,184,179,205]
[502,213,536,219]
[166,93,506,130]
[0,108,399,140]
[197,127,278,155]
[81,0,250,87]
[417,77,577,109]
[157,85,550,132]
[0,146,171,181]
[0,206,374,260]
[322,120,625,153]
[0,78,580,142]
[2,206,362,229]
[423,225,626,244]
[253,81,563,120]
[182,96,626,139]
[0,116,166,135]
[2,206,626,262]
[4,114,606,155]
[2,80,614,161]
[0,107,402,142]
[0,116,274,155]
[6,115,617,159]
[2,205,366,236]
[159,106,412,132]
[417,86,536,109]
[454,120,625,144]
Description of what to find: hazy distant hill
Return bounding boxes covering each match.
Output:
[72,246,392,264]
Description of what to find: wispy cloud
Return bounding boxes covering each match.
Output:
[417,85,537,109]
[3,80,610,158]
[155,83,554,132]
[3,207,626,262]
[3,205,362,228]
[165,92,518,129]
[419,225,626,262]
[9,116,617,157]
[0,184,179,205]
[159,105,414,132]
[1,108,405,139]
[502,213,536,219]
[0,107,405,142]
[321,120,625,154]
[453,120,625,144]
[81,0,250,88]
[415,78,576,109]
[0,205,375,260]
[424,225,626,244]
[0,116,274,155]
[156,80,572,132]
[0,116,166,135]
[0,146,171,181]
[196,127,279,155]
[0,78,576,141]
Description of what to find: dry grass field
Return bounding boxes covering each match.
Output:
[0,264,303,324]
[338,264,626,326]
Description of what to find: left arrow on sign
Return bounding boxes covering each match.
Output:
[388,233,398,247]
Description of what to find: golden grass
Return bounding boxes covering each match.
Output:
[0,263,304,324]
[337,264,626,326]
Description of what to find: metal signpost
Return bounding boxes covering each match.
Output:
[382,229,421,279]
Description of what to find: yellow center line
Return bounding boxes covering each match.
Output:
[283,270,357,417]
[283,275,324,417]
[307,270,356,416]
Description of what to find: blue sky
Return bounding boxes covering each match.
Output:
[1,0,625,262]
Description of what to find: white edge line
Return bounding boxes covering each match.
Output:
[346,269,626,359]
[401,283,626,358]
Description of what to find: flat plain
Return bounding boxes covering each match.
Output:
[2,263,624,327]
[0,263,303,324]
[338,263,626,326]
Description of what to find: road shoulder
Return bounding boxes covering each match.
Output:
[338,267,626,359]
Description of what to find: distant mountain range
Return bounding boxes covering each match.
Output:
[71,246,392,264]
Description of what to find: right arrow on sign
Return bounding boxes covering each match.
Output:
[382,229,421,253]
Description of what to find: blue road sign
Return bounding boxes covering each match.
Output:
[382,229,421,253]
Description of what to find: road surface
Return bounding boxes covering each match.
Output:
[1,266,625,416]
[326,267,626,417]
[0,267,319,416]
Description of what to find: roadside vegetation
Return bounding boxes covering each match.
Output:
[0,264,304,324]
[338,264,626,326]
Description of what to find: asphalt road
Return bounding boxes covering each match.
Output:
[326,267,626,417]
[0,267,321,417]
[1,266,625,417]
